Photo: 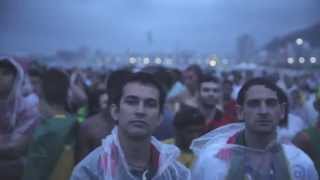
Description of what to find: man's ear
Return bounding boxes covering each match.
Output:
[279,102,286,120]
[157,114,164,127]
[110,104,119,122]
[314,100,320,112]
[236,104,244,121]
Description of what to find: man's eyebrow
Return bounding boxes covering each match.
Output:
[124,95,139,99]
[124,95,158,101]
[145,97,158,102]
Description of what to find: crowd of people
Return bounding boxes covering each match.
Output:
[1,56,320,180]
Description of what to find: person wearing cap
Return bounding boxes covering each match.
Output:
[293,88,320,175]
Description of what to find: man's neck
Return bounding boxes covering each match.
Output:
[244,130,277,150]
[118,130,151,170]
[199,103,217,122]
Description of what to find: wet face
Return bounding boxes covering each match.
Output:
[199,81,221,107]
[0,65,16,98]
[111,82,161,139]
[239,85,285,134]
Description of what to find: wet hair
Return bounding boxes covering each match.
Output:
[42,68,69,106]
[106,69,131,106]
[113,72,166,113]
[237,77,288,126]
[173,105,205,130]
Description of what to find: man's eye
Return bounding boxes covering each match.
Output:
[266,99,279,107]
[246,100,260,107]
[202,88,209,92]
[213,89,220,93]
[145,100,157,108]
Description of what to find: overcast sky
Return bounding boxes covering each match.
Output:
[0,0,319,55]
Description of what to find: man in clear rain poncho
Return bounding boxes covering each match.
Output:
[191,77,318,180]
[71,72,190,180]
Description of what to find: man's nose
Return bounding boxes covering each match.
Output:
[135,102,146,116]
[208,90,215,96]
[258,102,268,114]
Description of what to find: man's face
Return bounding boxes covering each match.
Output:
[239,85,284,134]
[223,82,233,98]
[199,81,221,107]
[99,93,109,111]
[183,70,199,90]
[111,82,161,139]
[0,65,16,97]
[30,75,42,96]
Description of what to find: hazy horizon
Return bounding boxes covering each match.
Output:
[1,0,319,56]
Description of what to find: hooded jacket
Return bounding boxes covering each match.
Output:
[0,57,39,179]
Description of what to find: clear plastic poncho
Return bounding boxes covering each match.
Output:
[0,57,39,134]
[191,123,318,180]
[71,127,191,180]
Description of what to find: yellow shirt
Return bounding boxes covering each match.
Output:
[163,138,195,168]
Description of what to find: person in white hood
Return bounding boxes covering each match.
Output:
[191,77,318,180]
[0,57,39,180]
[71,72,190,180]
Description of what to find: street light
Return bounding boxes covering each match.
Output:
[209,59,217,67]
[129,57,137,64]
[310,57,317,64]
[155,57,162,64]
[298,57,305,64]
[287,57,294,64]
[296,38,304,46]
[143,57,150,64]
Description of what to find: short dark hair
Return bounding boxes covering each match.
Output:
[237,77,288,126]
[42,68,69,106]
[173,105,205,130]
[106,69,131,106]
[185,64,203,80]
[199,74,220,86]
[113,72,166,113]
